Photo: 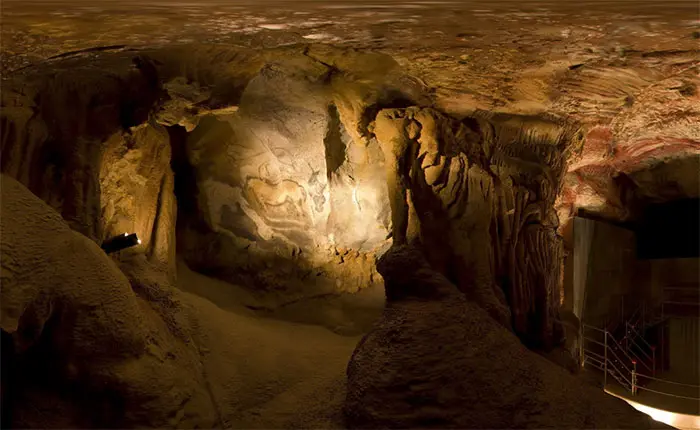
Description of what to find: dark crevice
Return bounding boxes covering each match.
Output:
[168,125,202,228]
[360,93,416,139]
[323,104,347,180]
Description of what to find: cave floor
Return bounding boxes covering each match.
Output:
[175,264,361,429]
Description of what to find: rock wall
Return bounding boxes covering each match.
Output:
[0,44,584,344]
[0,54,175,277]
[0,174,362,429]
[0,175,219,428]
[0,45,427,307]
[373,107,581,348]
[169,47,429,305]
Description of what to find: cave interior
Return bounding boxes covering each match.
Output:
[1,1,699,429]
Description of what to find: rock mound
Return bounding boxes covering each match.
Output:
[344,245,666,429]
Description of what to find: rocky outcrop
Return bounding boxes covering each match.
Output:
[344,245,665,429]
[0,54,161,241]
[157,46,426,306]
[0,175,218,428]
[372,108,581,347]
[555,63,700,233]
[174,52,390,302]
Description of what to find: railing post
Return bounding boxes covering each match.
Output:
[604,329,608,387]
[651,345,656,376]
[580,324,584,368]
[631,361,637,395]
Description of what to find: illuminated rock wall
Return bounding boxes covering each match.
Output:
[373,108,581,347]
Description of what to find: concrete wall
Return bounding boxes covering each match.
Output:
[669,317,700,380]
[576,218,636,328]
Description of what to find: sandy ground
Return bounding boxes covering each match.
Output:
[177,260,385,336]
[175,261,376,428]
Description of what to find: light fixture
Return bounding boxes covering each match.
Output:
[101,233,141,254]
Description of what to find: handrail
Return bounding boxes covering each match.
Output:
[636,373,700,388]
[664,301,700,306]
[584,323,638,371]
[605,342,633,375]
[582,322,700,402]
[628,303,642,327]
[620,340,653,373]
[636,385,700,401]
[628,337,653,362]
[603,359,633,387]
[583,323,606,334]
[582,350,632,387]
[626,330,653,363]
[605,332,636,370]
[582,336,605,348]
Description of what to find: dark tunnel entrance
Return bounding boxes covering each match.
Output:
[635,198,700,260]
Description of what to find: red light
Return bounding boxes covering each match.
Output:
[632,360,637,365]
[651,345,656,350]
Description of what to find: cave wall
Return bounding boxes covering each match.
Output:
[1,44,607,347]
[372,107,581,348]
[175,57,389,301]
[638,257,700,315]
[0,45,429,307]
[0,56,161,241]
[0,175,220,429]
[170,50,430,304]
[99,124,177,275]
[669,317,700,380]
[0,55,177,278]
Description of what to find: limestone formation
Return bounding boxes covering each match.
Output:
[0,175,218,428]
[344,245,665,429]
[373,108,581,347]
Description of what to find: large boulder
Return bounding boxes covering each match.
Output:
[344,245,665,429]
[0,175,218,428]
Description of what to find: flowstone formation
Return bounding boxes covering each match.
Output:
[373,107,582,347]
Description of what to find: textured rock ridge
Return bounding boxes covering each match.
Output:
[0,175,219,428]
[373,107,581,347]
[344,245,666,429]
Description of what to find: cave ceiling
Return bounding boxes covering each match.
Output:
[3,1,697,224]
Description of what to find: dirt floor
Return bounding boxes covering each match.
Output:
[175,261,373,428]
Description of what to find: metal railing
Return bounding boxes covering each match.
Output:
[622,321,655,375]
[581,323,700,402]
